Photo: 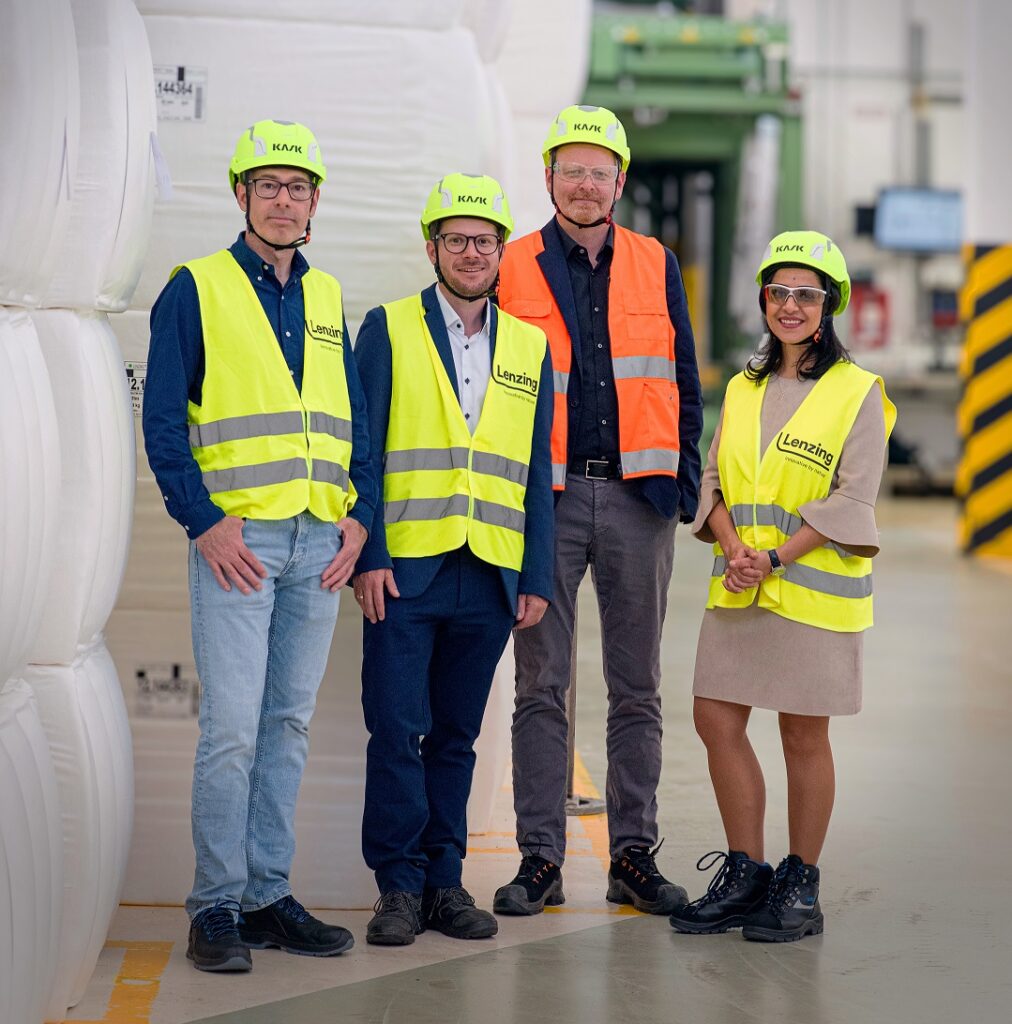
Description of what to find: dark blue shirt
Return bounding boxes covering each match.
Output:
[143,234,377,539]
[552,219,703,521]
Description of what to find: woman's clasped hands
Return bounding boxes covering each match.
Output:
[722,542,772,593]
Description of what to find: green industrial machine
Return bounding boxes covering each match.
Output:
[583,8,802,369]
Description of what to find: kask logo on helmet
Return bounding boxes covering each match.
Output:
[775,244,806,254]
[272,143,304,154]
[457,195,488,205]
[573,123,602,133]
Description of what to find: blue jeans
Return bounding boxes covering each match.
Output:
[185,512,341,918]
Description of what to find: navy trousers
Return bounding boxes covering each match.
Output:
[361,546,514,894]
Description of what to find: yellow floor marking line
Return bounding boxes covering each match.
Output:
[570,751,613,872]
[61,941,173,1024]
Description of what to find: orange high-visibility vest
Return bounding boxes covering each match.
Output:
[499,224,680,490]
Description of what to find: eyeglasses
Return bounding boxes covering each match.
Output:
[434,232,502,255]
[764,283,827,308]
[553,161,620,185]
[248,178,315,201]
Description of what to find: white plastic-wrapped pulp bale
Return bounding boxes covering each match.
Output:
[25,639,134,1015]
[0,0,80,307]
[29,311,135,665]
[0,678,63,1024]
[0,309,61,684]
[462,0,514,63]
[128,14,500,325]
[494,0,593,234]
[137,0,467,29]
[40,0,158,312]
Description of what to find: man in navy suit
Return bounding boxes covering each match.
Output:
[352,174,554,946]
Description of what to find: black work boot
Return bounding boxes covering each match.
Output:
[423,885,498,939]
[670,850,773,934]
[607,841,688,915]
[187,902,252,972]
[742,854,824,942]
[239,895,354,956]
[493,854,564,915]
[366,891,424,946]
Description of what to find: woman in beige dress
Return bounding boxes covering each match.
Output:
[669,231,895,943]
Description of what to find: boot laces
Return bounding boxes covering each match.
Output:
[430,885,475,913]
[518,833,557,883]
[194,899,242,941]
[374,891,422,928]
[689,850,747,907]
[275,895,311,924]
[621,838,665,880]
[765,859,806,917]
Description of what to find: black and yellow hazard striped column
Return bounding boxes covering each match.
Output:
[957,244,1012,556]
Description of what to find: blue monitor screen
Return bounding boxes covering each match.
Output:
[874,188,962,253]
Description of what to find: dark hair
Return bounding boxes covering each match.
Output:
[745,266,851,383]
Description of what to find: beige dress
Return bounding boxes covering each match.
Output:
[691,373,888,716]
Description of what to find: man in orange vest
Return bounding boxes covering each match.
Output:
[494,104,703,916]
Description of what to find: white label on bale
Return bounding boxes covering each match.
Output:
[134,662,200,719]
[154,65,208,122]
[125,361,147,417]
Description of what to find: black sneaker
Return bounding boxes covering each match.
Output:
[606,840,688,915]
[669,850,773,934]
[187,902,252,972]
[742,854,824,942]
[493,855,565,916]
[423,885,498,939]
[366,891,424,946]
[238,895,354,956]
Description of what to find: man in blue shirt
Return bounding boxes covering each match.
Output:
[143,119,376,972]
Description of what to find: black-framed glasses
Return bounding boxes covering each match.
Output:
[434,232,502,255]
[552,161,620,184]
[764,283,827,308]
[249,177,315,201]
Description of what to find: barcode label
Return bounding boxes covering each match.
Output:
[154,65,208,122]
[125,361,147,417]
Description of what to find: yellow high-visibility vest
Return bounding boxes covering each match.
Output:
[708,360,896,632]
[179,250,356,521]
[381,294,547,571]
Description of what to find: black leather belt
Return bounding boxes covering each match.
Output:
[572,458,621,480]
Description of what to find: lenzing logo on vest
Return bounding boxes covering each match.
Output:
[306,318,343,347]
[776,431,835,469]
[493,364,539,397]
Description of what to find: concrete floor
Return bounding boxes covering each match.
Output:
[65,498,1012,1024]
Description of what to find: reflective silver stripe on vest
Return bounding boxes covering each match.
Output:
[729,503,856,558]
[309,411,353,443]
[312,459,350,490]
[612,355,676,382]
[621,448,679,476]
[385,447,470,473]
[553,369,570,393]
[474,499,525,534]
[202,457,307,494]
[552,463,567,487]
[472,451,529,487]
[711,556,872,599]
[189,411,304,449]
[385,494,470,524]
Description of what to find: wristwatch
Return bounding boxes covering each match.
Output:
[767,549,786,577]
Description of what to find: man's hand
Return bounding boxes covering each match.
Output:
[321,517,369,592]
[353,569,400,623]
[515,594,549,630]
[195,516,267,594]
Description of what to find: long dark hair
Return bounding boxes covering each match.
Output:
[745,266,851,383]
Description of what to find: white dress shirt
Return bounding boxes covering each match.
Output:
[435,286,492,436]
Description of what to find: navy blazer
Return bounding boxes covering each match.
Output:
[523,220,704,523]
[353,283,555,613]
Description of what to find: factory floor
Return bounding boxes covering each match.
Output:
[63,498,1012,1024]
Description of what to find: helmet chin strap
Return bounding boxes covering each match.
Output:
[245,212,312,252]
[433,248,500,301]
[549,168,616,229]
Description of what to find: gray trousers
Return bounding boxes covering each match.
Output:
[512,474,676,864]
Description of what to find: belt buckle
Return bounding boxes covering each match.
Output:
[585,459,610,480]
